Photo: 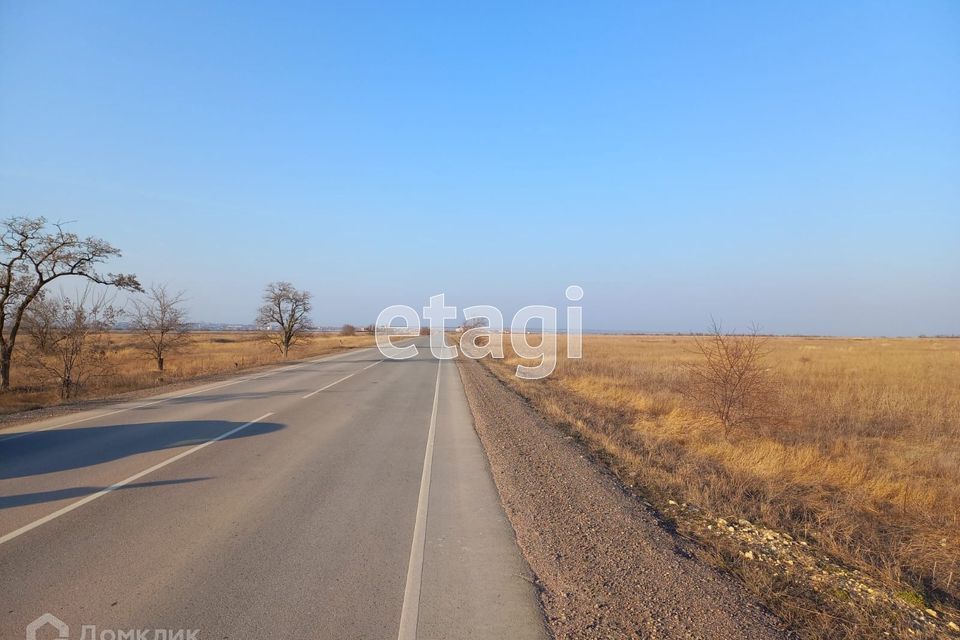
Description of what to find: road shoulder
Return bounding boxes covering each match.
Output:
[456,357,787,639]
[417,360,548,639]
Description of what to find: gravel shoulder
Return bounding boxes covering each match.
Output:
[456,357,787,639]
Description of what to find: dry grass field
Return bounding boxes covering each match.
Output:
[0,331,376,416]
[481,334,960,637]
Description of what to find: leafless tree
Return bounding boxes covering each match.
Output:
[461,317,489,331]
[0,216,140,390]
[130,284,190,371]
[256,282,313,356]
[22,291,59,353]
[683,320,780,437]
[28,286,122,399]
[459,316,491,352]
[340,324,357,336]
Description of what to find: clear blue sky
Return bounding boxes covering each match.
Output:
[1,1,957,335]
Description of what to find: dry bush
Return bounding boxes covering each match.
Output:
[483,335,960,636]
[683,321,780,437]
[340,324,357,336]
[25,287,121,399]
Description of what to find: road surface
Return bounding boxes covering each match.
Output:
[0,338,546,639]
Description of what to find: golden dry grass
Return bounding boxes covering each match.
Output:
[0,331,375,415]
[483,335,960,619]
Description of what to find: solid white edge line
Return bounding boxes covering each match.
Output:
[397,358,442,640]
[0,412,275,546]
[302,359,385,398]
[0,347,377,443]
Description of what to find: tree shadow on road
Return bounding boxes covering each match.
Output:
[0,419,285,481]
[0,477,210,509]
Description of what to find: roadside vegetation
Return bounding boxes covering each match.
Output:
[0,330,375,416]
[0,216,375,417]
[481,333,960,638]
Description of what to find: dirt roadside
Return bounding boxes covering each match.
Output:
[457,357,787,639]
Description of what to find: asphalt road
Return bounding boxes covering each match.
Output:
[0,338,546,640]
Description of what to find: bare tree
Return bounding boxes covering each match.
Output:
[130,284,190,371]
[0,216,140,390]
[340,324,357,336]
[28,287,121,399]
[22,291,58,353]
[683,320,779,437]
[256,282,313,356]
[459,316,491,351]
[460,317,489,331]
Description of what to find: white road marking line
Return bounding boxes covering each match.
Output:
[302,359,384,398]
[0,348,375,443]
[397,358,442,640]
[0,374,257,443]
[0,413,275,547]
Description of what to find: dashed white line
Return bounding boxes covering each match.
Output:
[0,348,374,443]
[0,413,275,547]
[302,359,384,398]
[397,358,442,640]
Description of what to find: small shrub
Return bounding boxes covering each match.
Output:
[683,321,780,437]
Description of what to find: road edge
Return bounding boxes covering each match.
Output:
[455,356,787,639]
